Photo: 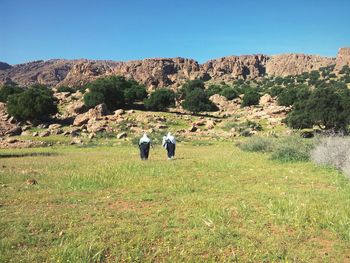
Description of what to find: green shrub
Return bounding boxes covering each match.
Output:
[124,84,147,104]
[238,137,273,153]
[220,87,239,100]
[268,86,283,97]
[205,84,223,97]
[83,91,105,108]
[57,86,75,93]
[144,89,175,111]
[7,85,57,120]
[182,88,218,114]
[178,79,205,99]
[241,90,260,107]
[0,84,24,102]
[83,76,147,110]
[270,137,313,162]
[285,85,350,131]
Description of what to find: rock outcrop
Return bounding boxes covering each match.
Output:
[335,47,350,71]
[266,54,335,76]
[1,47,348,88]
[202,55,268,81]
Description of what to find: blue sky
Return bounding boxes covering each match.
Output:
[1,0,350,65]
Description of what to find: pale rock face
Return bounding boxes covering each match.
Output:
[335,47,350,70]
[266,54,335,76]
[202,55,268,81]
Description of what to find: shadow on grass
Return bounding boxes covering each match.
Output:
[0,152,58,159]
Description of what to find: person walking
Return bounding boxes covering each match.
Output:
[162,132,176,160]
[139,133,151,160]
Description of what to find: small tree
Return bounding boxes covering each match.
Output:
[84,91,105,108]
[285,86,350,132]
[123,81,147,104]
[7,85,57,120]
[182,88,218,114]
[241,90,260,107]
[178,79,205,99]
[144,89,176,111]
[220,87,239,100]
[205,84,223,97]
[0,84,24,102]
[83,76,148,110]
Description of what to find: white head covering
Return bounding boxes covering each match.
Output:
[166,132,176,144]
[139,133,151,144]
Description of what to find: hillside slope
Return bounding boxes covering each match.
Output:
[1,48,349,89]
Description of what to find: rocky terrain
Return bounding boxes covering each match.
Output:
[0,86,291,148]
[1,48,349,89]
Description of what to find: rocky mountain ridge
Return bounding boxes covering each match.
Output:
[1,48,349,89]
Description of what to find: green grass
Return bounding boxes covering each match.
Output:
[1,142,350,262]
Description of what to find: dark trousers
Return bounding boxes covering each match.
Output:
[140,143,150,160]
[166,142,176,158]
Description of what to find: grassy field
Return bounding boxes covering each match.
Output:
[1,141,350,262]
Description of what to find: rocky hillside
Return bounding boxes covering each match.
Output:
[1,48,349,89]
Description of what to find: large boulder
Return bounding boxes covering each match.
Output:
[0,102,22,137]
[87,103,109,119]
[73,113,90,126]
[73,103,109,126]
[259,94,273,106]
[66,101,86,116]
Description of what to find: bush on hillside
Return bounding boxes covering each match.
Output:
[7,85,57,120]
[286,85,350,132]
[83,76,147,110]
[0,84,24,102]
[182,88,218,114]
[178,79,205,99]
[57,86,75,93]
[220,87,239,100]
[124,82,148,104]
[205,84,223,97]
[144,89,175,111]
[241,90,260,107]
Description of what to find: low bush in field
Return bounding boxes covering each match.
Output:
[237,137,273,153]
[270,137,312,162]
[239,136,314,162]
[311,136,350,177]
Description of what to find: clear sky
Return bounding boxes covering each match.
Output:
[1,0,350,65]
